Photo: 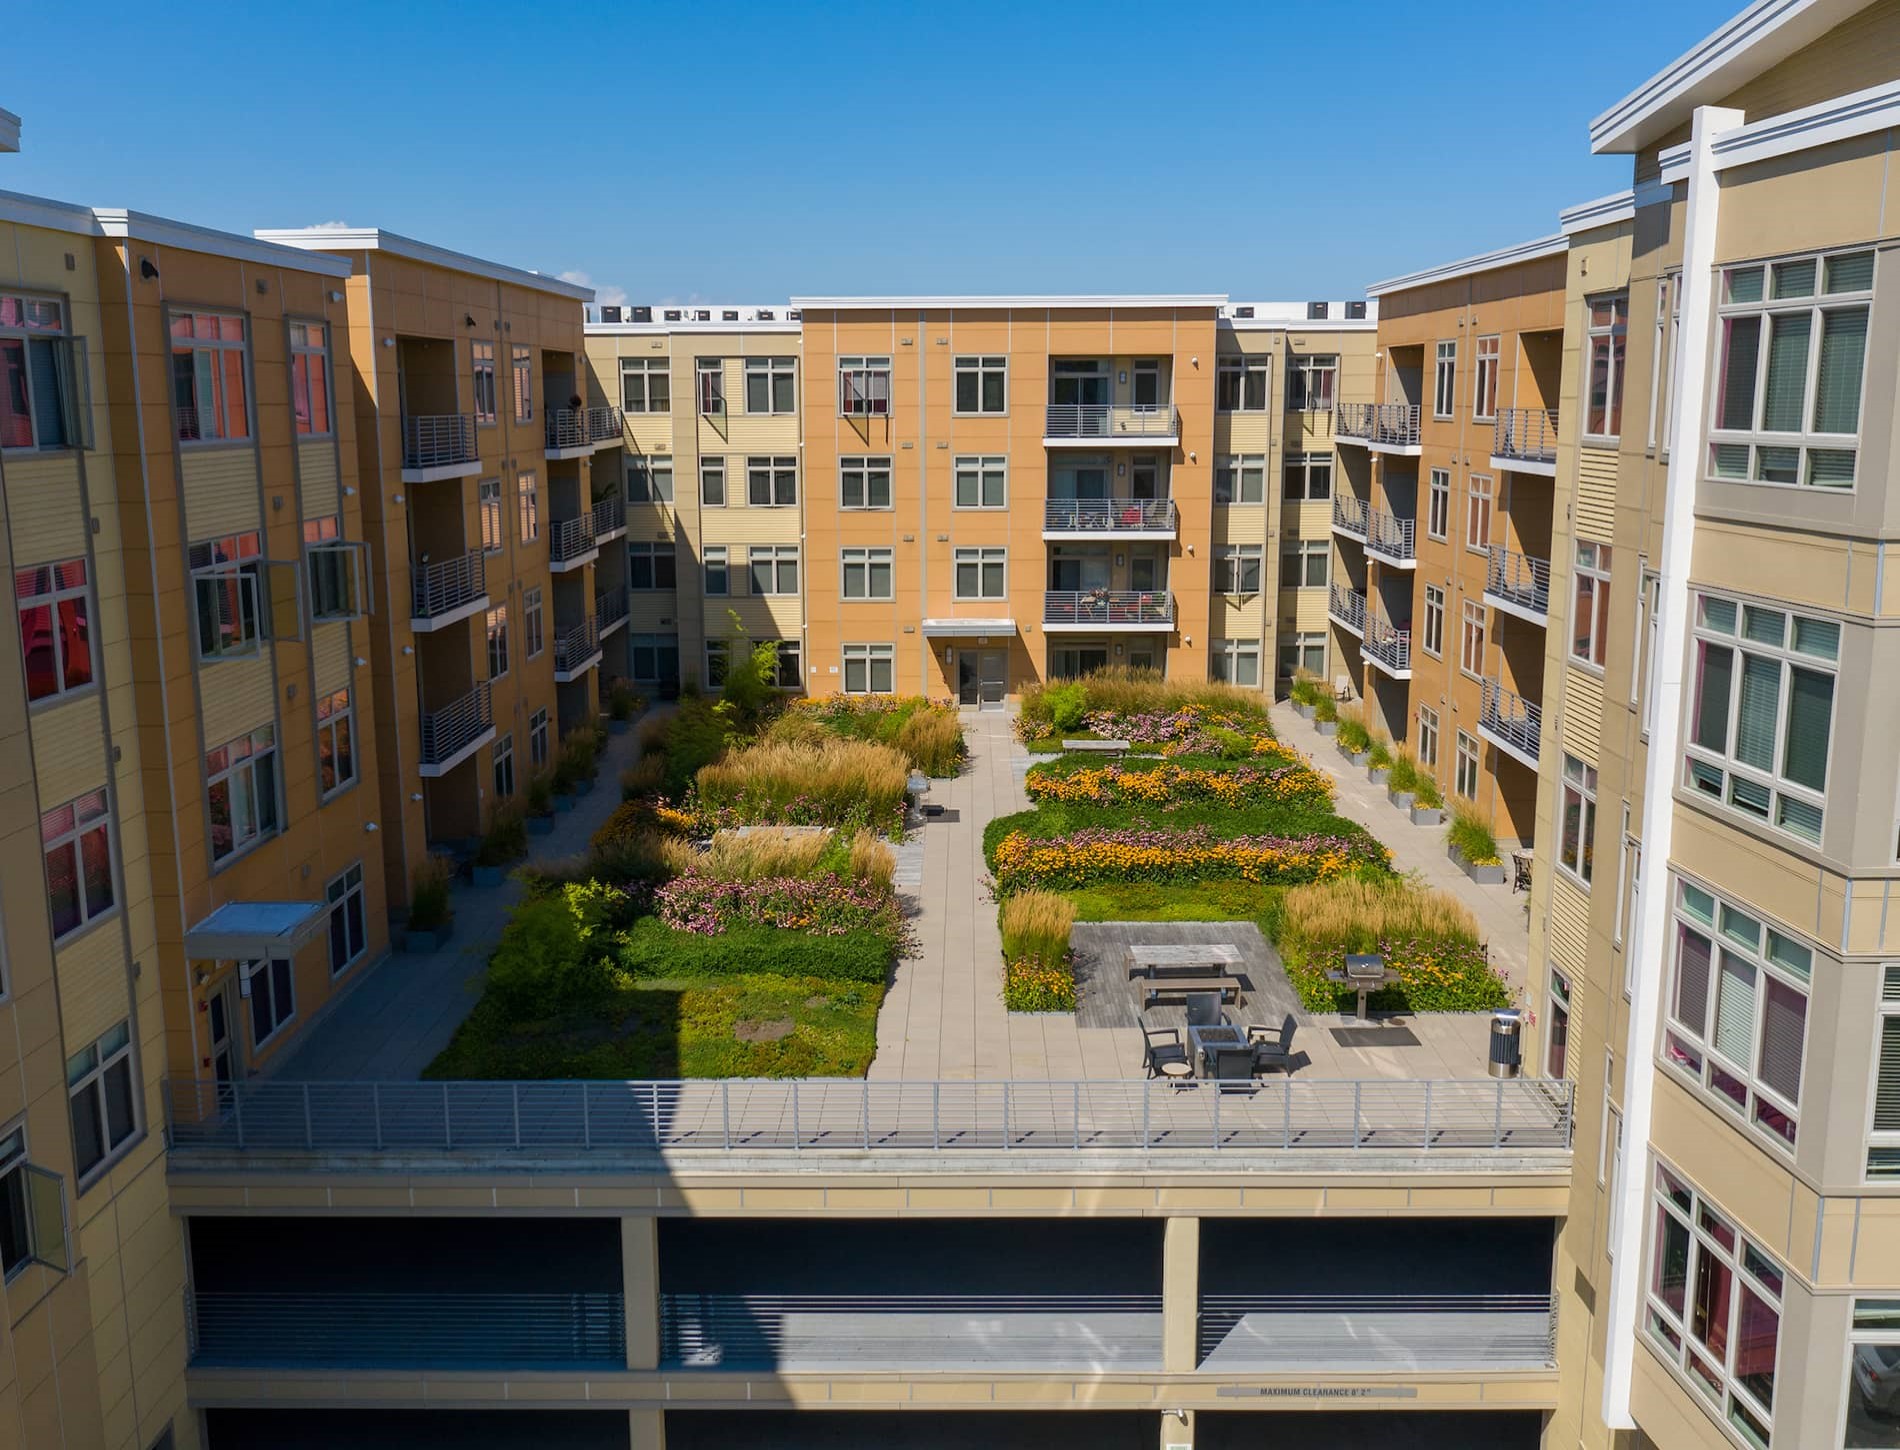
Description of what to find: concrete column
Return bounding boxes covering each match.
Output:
[629,1408,666,1450]
[1162,1215,1200,1375]
[622,1215,660,1371]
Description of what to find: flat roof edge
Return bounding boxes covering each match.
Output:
[1366,235,1567,298]
[256,227,592,300]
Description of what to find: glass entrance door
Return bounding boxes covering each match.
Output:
[209,981,237,1108]
[957,650,1007,708]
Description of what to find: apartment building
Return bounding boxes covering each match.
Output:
[255,228,603,908]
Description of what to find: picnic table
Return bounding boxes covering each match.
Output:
[1130,944,1245,1009]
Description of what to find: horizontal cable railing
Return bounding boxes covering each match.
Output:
[595,585,629,631]
[1043,590,1175,628]
[1331,495,1369,538]
[554,616,600,673]
[661,1293,1164,1370]
[1494,408,1559,465]
[162,1076,1575,1159]
[1334,402,1421,448]
[1043,498,1177,533]
[1485,546,1551,617]
[1364,615,1412,675]
[590,491,625,537]
[545,408,588,449]
[402,413,478,470]
[585,405,624,443]
[191,1289,624,1368]
[1366,506,1416,562]
[549,511,598,563]
[411,549,486,620]
[1327,584,1366,634]
[1480,677,1542,762]
[418,680,492,766]
[1198,1293,1556,1366]
[1043,403,1179,440]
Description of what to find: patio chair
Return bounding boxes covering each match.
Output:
[1184,991,1224,1029]
[1247,1015,1298,1075]
[1142,1025,1193,1082]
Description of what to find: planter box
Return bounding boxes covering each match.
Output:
[401,920,454,953]
[471,864,506,888]
[1410,803,1445,826]
[1387,787,1415,810]
[1314,719,1337,737]
[1449,843,1508,884]
[1337,741,1365,765]
[1367,766,1390,786]
[608,718,631,735]
[573,777,595,797]
[1293,702,1315,720]
[526,813,555,836]
[551,792,575,813]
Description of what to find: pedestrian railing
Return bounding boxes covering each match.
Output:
[401,413,478,470]
[1495,408,1559,466]
[411,549,485,621]
[1198,1293,1557,1367]
[1485,546,1551,618]
[1480,677,1542,763]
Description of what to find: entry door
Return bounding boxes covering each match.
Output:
[957,653,980,706]
[1129,548,1163,592]
[208,981,237,1107]
[1130,458,1159,499]
[978,650,1007,708]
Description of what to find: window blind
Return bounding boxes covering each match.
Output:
[1755,977,1805,1103]
[1782,666,1833,792]
[1714,952,1757,1066]
[1876,1016,1900,1132]
[1735,656,1780,771]
[1761,315,1810,432]
[1814,308,1868,434]
[1676,926,1713,1031]
[1695,645,1734,753]
[1718,318,1761,429]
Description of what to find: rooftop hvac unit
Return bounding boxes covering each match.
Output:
[722,309,739,321]
[695,309,711,321]
[1307,301,1330,320]
[664,309,682,322]
[599,305,623,323]
[787,308,801,321]
[1346,301,1368,319]
[757,308,775,320]
[1233,305,1254,319]
[632,306,653,323]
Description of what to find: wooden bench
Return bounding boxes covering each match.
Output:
[1061,738,1131,757]
[1127,944,1244,980]
[1143,974,1241,1008]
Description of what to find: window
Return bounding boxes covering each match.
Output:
[479,478,503,554]
[704,640,730,688]
[1417,705,1440,767]
[1454,730,1480,799]
[954,547,1007,600]
[1275,634,1323,682]
[1662,273,1684,455]
[511,344,532,423]
[1640,567,1661,730]
[628,542,676,591]
[1648,273,1680,452]
[838,356,891,417]
[522,586,544,658]
[629,634,679,686]
[1473,335,1500,420]
[1287,355,1337,412]
[1662,880,1811,1152]
[290,322,332,436]
[621,358,670,414]
[16,558,93,702]
[1572,542,1613,667]
[486,604,509,679]
[841,456,893,509]
[1132,360,1162,406]
[744,356,795,414]
[1547,970,1572,1078]
[700,456,726,507]
[696,358,724,415]
[1560,754,1598,885]
[1214,455,1265,504]
[303,516,361,624]
[1421,585,1445,657]
[1215,543,1262,595]
[316,687,355,797]
[206,724,278,863]
[1846,1298,1900,1431]
[842,642,895,694]
[191,532,264,661]
[42,789,114,941]
[1211,638,1261,687]
[954,355,1007,414]
[749,545,799,596]
[954,455,1007,509]
[769,639,802,689]
[1216,357,1268,411]
[326,862,366,976]
[1283,453,1333,501]
[1711,250,1872,488]
[170,310,249,442]
[1460,599,1486,677]
[1685,592,1837,844]
[1433,341,1457,420]
[1280,541,1328,589]
[67,1022,136,1178]
[470,340,496,425]
[245,957,295,1048]
[0,1125,66,1280]
[1874,968,1900,1180]
[1585,294,1629,438]
[518,471,539,543]
[628,455,674,503]
[0,292,82,451]
[1645,1163,1783,1448]
[493,731,514,798]
[747,455,797,507]
[1427,468,1450,540]
[841,547,894,601]
[1466,474,1493,551]
[704,547,728,597]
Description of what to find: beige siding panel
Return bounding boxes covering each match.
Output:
[30,694,108,809]
[1561,664,1604,760]
[1575,449,1617,544]
[182,448,262,540]
[1547,872,1590,983]
[1220,414,1271,453]
[5,454,89,564]
[56,922,131,1054]
[200,654,277,749]
[312,622,352,697]
[297,439,340,519]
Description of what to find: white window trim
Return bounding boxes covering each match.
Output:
[1583,292,1629,443]
[1558,753,1599,889]
[748,545,800,597]
[326,862,367,977]
[952,455,1008,511]
[840,455,894,511]
[841,642,896,695]
[840,547,895,602]
[1473,335,1501,422]
[743,356,796,416]
[952,355,1008,416]
[952,546,1008,601]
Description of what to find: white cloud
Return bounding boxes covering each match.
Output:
[559,269,628,309]
[306,220,352,231]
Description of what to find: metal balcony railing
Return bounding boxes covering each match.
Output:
[410,549,486,620]
[1328,583,1366,634]
[1044,590,1175,628]
[418,680,492,767]
[660,1294,1164,1371]
[1198,1294,1557,1370]
[190,1290,625,1368]
[595,585,628,632]
[1365,507,1416,563]
[1332,495,1369,539]
[1485,546,1551,618]
[1363,615,1412,675]
[1043,498,1178,534]
[554,617,600,673]
[161,1076,1576,1160]
[1480,677,1542,763]
[545,408,588,450]
[590,492,625,539]
[1495,408,1559,465]
[584,405,624,443]
[1335,402,1421,448]
[1043,403,1179,440]
[401,413,478,470]
[549,512,597,564]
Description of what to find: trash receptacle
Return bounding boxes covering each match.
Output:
[1488,1010,1522,1079]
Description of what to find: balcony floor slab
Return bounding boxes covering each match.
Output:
[408,595,490,634]
[416,725,496,780]
[400,461,482,485]
[1491,454,1558,478]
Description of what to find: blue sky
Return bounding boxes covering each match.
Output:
[4,0,1738,305]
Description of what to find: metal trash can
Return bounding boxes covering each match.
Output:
[1488,1010,1522,1079]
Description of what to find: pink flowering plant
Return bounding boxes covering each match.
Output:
[655,869,905,954]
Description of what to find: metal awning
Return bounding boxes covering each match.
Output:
[184,900,328,961]
[920,618,1017,639]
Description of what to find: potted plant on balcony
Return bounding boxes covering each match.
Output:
[525,770,556,835]
[471,802,528,886]
[401,855,455,952]
[1446,802,1507,884]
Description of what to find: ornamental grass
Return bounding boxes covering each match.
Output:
[992,824,1383,894]
[1269,877,1506,1014]
[696,737,910,835]
[1334,704,1371,753]
[999,889,1076,973]
[1447,801,1502,865]
[781,694,968,776]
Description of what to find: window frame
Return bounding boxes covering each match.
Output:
[1465,473,1494,553]
[245,957,296,1050]
[1212,637,1262,687]
[952,546,1008,601]
[1273,633,1323,683]
[315,687,356,799]
[1433,341,1457,420]
[1572,542,1613,669]
[1417,704,1439,768]
[1454,729,1481,799]
[66,1020,137,1182]
[1421,584,1445,658]
[838,356,892,417]
[696,358,725,416]
[1278,540,1328,591]
[1287,354,1338,413]
[15,557,95,705]
[530,707,550,769]
[1559,754,1598,887]
[478,478,503,555]
[0,291,82,453]
[470,339,496,426]
[953,455,1008,510]
[169,309,252,444]
[841,547,894,602]
[486,604,510,680]
[841,642,895,695]
[748,544,800,597]
[1871,968,1900,1181]
[627,542,676,592]
[290,320,334,437]
[1215,357,1268,412]
[1460,598,1486,680]
[745,455,797,508]
[492,730,514,798]
[1473,335,1501,421]
[1427,468,1451,541]
[326,862,367,977]
[700,456,726,508]
[1214,454,1266,505]
[628,454,674,504]
[510,343,532,424]
[744,356,796,415]
[703,546,728,598]
[1546,968,1573,1079]
[1215,543,1263,596]
[1585,292,1629,441]
[517,471,539,544]
[953,355,1008,416]
[620,357,670,414]
[190,532,265,662]
[205,724,279,867]
[840,455,893,511]
[1282,452,1333,502]
[41,788,116,943]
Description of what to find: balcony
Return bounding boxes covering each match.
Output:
[1334,402,1422,454]
[1198,1294,1556,1372]
[1044,590,1174,632]
[1328,583,1366,638]
[554,616,602,682]
[409,549,488,632]
[1042,497,1178,539]
[1479,678,1541,769]
[596,585,629,639]
[1331,495,1369,542]
[1492,409,1559,475]
[1363,615,1412,680]
[1484,547,1550,625]
[1365,507,1417,567]
[585,405,624,445]
[590,491,626,546]
[400,413,480,483]
[418,680,494,777]
[549,512,599,572]
[1043,403,1180,447]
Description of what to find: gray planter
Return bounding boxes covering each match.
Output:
[1338,741,1365,766]
[1315,719,1337,737]
[1410,803,1445,826]
[401,920,454,953]
[1293,702,1316,720]
[1449,843,1508,885]
[1367,766,1390,786]
[526,813,555,836]
[551,792,575,813]
[1387,787,1415,810]
[471,863,506,888]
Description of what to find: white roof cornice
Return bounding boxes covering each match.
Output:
[255,226,590,300]
[1366,235,1567,299]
